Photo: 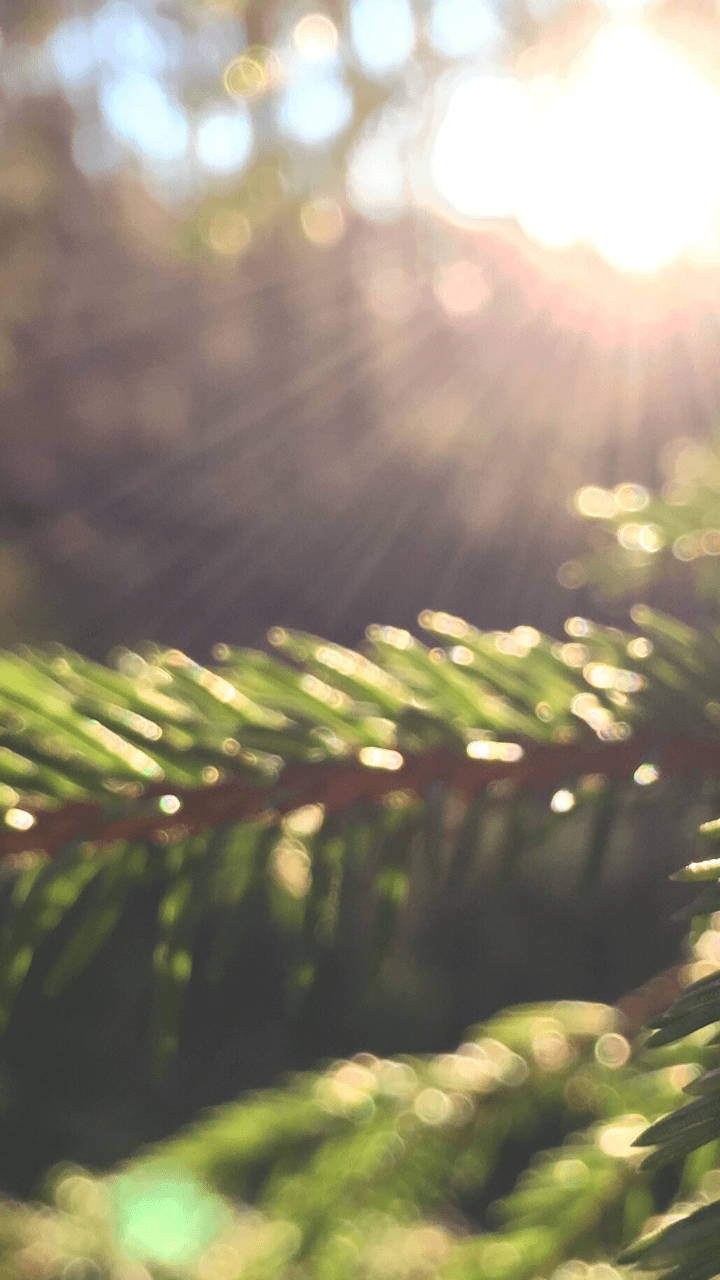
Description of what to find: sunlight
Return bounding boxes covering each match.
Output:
[431,74,530,222]
[430,18,720,273]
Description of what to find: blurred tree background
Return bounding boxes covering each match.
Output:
[3,0,720,655]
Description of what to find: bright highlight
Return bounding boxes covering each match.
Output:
[430,20,720,273]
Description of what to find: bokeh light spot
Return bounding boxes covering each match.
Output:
[283,803,325,836]
[47,19,96,84]
[347,133,407,221]
[598,1115,647,1158]
[204,210,252,257]
[279,70,353,146]
[433,260,491,316]
[429,0,504,60]
[413,1087,453,1125]
[271,839,312,898]
[574,486,617,519]
[293,13,339,62]
[224,48,281,100]
[466,740,523,762]
[634,762,659,786]
[614,483,649,511]
[594,1032,631,1067]
[4,808,36,831]
[300,196,345,246]
[100,72,188,160]
[550,789,575,814]
[351,0,414,76]
[110,1171,228,1266]
[92,2,168,75]
[196,109,253,173]
[358,747,404,770]
[158,794,182,815]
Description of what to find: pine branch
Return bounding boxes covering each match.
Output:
[5,732,720,861]
[1,599,720,863]
[1,605,719,1068]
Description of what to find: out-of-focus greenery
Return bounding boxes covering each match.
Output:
[566,438,720,612]
[2,451,720,1276]
[618,825,720,1280]
[1,990,719,1280]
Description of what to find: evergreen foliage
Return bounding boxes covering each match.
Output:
[2,992,718,1280]
[5,446,720,1275]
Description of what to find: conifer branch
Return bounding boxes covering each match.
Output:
[5,731,720,860]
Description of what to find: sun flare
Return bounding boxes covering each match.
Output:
[430,18,720,274]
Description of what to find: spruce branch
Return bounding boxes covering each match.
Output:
[5,732,720,861]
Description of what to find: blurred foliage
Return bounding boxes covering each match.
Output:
[565,437,720,615]
[618,825,720,1280]
[2,978,720,1280]
[2,449,720,1221]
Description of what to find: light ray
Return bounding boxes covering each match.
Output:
[70,301,451,647]
[139,296,499,645]
[169,269,590,645]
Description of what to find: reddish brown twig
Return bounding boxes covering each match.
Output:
[4,732,720,860]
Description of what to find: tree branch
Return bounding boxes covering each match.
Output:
[4,732,720,860]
